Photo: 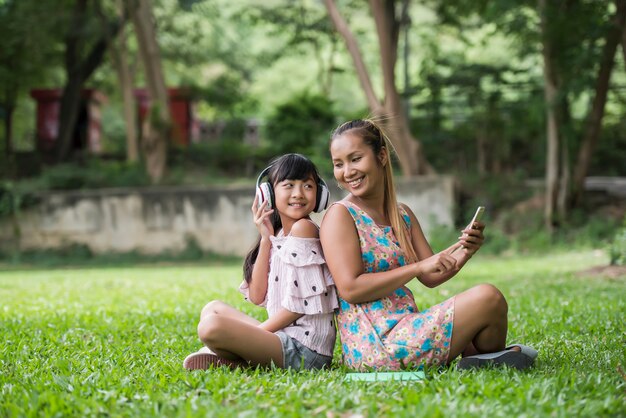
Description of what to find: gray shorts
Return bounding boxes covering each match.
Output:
[275,331,332,370]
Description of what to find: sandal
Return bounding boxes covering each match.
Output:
[182,347,246,370]
[457,344,538,370]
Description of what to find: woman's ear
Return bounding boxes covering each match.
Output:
[379,146,388,167]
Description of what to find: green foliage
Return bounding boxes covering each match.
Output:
[265,92,336,157]
[0,240,241,268]
[609,216,626,266]
[173,140,274,178]
[193,73,259,118]
[35,160,150,190]
[1,250,624,416]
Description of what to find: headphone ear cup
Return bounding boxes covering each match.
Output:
[257,182,274,209]
[315,182,330,212]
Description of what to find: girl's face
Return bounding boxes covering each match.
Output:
[273,175,317,222]
[330,133,386,198]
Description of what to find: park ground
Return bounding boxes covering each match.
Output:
[0,249,624,417]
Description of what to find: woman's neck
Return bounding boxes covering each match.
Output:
[348,194,388,226]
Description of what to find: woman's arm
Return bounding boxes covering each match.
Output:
[321,204,455,304]
[404,204,484,288]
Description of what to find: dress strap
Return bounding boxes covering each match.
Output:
[398,205,412,229]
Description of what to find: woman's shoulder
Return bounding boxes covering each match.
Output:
[398,202,415,225]
[321,201,357,227]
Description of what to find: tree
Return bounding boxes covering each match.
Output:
[434,0,625,228]
[105,0,139,163]
[56,0,121,161]
[240,2,340,96]
[324,0,434,176]
[128,0,171,184]
[538,0,565,231]
[0,0,57,158]
[571,0,626,206]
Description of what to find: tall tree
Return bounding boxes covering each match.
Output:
[129,0,170,183]
[105,0,139,163]
[324,0,433,176]
[538,0,564,230]
[56,0,121,161]
[435,0,624,226]
[571,0,626,206]
[0,0,56,157]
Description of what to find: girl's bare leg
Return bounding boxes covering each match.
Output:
[197,314,284,368]
[447,284,510,362]
[200,300,261,326]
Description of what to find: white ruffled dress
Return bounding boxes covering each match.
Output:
[239,231,338,357]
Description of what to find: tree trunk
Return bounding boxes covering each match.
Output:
[370,0,433,176]
[130,0,170,183]
[105,0,138,162]
[557,97,571,221]
[3,104,14,156]
[325,0,433,175]
[323,0,382,114]
[622,20,626,68]
[110,7,139,162]
[571,0,626,206]
[57,0,119,161]
[539,0,561,232]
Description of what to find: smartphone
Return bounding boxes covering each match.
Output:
[467,206,485,229]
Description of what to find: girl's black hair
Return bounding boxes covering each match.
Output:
[243,154,322,283]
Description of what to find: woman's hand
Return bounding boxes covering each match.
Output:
[252,195,275,239]
[458,220,485,257]
[416,248,459,277]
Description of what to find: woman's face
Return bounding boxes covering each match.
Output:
[330,133,386,197]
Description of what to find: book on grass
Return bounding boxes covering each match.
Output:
[344,371,425,382]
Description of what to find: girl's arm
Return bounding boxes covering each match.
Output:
[258,309,304,333]
[247,196,275,305]
[247,238,271,305]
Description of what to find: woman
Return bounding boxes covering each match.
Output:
[320,119,537,370]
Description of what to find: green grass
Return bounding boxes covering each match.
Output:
[1,250,624,417]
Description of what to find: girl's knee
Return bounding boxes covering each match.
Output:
[200,300,227,319]
[197,313,226,344]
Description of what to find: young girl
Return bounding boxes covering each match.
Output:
[183,154,338,371]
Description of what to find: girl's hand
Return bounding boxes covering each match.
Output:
[458,220,485,256]
[252,195,275,239]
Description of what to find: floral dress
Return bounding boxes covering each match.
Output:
[335,200,455,371]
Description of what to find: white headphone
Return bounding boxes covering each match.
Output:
[255,162,330,213]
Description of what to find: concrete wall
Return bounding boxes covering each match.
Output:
[0,176,455,256]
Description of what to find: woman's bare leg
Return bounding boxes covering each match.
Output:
[447,284,510,362]
[197,314,283,368]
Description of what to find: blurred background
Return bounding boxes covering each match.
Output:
[0,0,624,266]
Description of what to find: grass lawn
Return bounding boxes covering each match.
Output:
[1,250,624,417]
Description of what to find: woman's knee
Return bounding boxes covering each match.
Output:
[470,283,508,314]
